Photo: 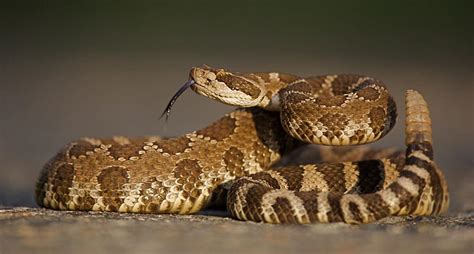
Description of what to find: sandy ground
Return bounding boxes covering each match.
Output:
[0,207,472,254]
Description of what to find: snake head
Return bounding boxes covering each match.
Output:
[189,66,267,107]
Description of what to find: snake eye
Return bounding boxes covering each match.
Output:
[189,67,266,107]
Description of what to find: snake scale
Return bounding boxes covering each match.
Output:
[36,66,449,224]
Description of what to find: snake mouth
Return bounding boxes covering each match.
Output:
[160,79,195,120]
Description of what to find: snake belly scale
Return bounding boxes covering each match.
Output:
[36,66,449,224]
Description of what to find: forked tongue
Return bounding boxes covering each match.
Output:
[160,80,195,120]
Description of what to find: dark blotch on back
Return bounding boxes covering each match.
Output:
[68,140,99,158]
[314,95,347,107]
[173,159,202,179]
[280,90,308,105]
[355,87,381,101]
[196,115,236,141]
[105,141,144,159]
[353,79,375,91]
[156,136,192,155]
[223,147,246,177]
[330,75,365,95]
[281,80,346,107]
[97,166,129,211]
[286,80,322,95]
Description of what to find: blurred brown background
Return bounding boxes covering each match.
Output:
[0,1,472,211]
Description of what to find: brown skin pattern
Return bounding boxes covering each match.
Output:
[36,66,449,224]
[227,90,449,223]
[37,109,296,214]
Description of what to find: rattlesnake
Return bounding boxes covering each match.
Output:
[35,66,449,224]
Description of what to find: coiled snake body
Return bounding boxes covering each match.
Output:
[36,66,449,224]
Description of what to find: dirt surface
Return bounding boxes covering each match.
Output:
[0,207,472,254]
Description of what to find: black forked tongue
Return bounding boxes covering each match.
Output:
[160,80,195,120]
